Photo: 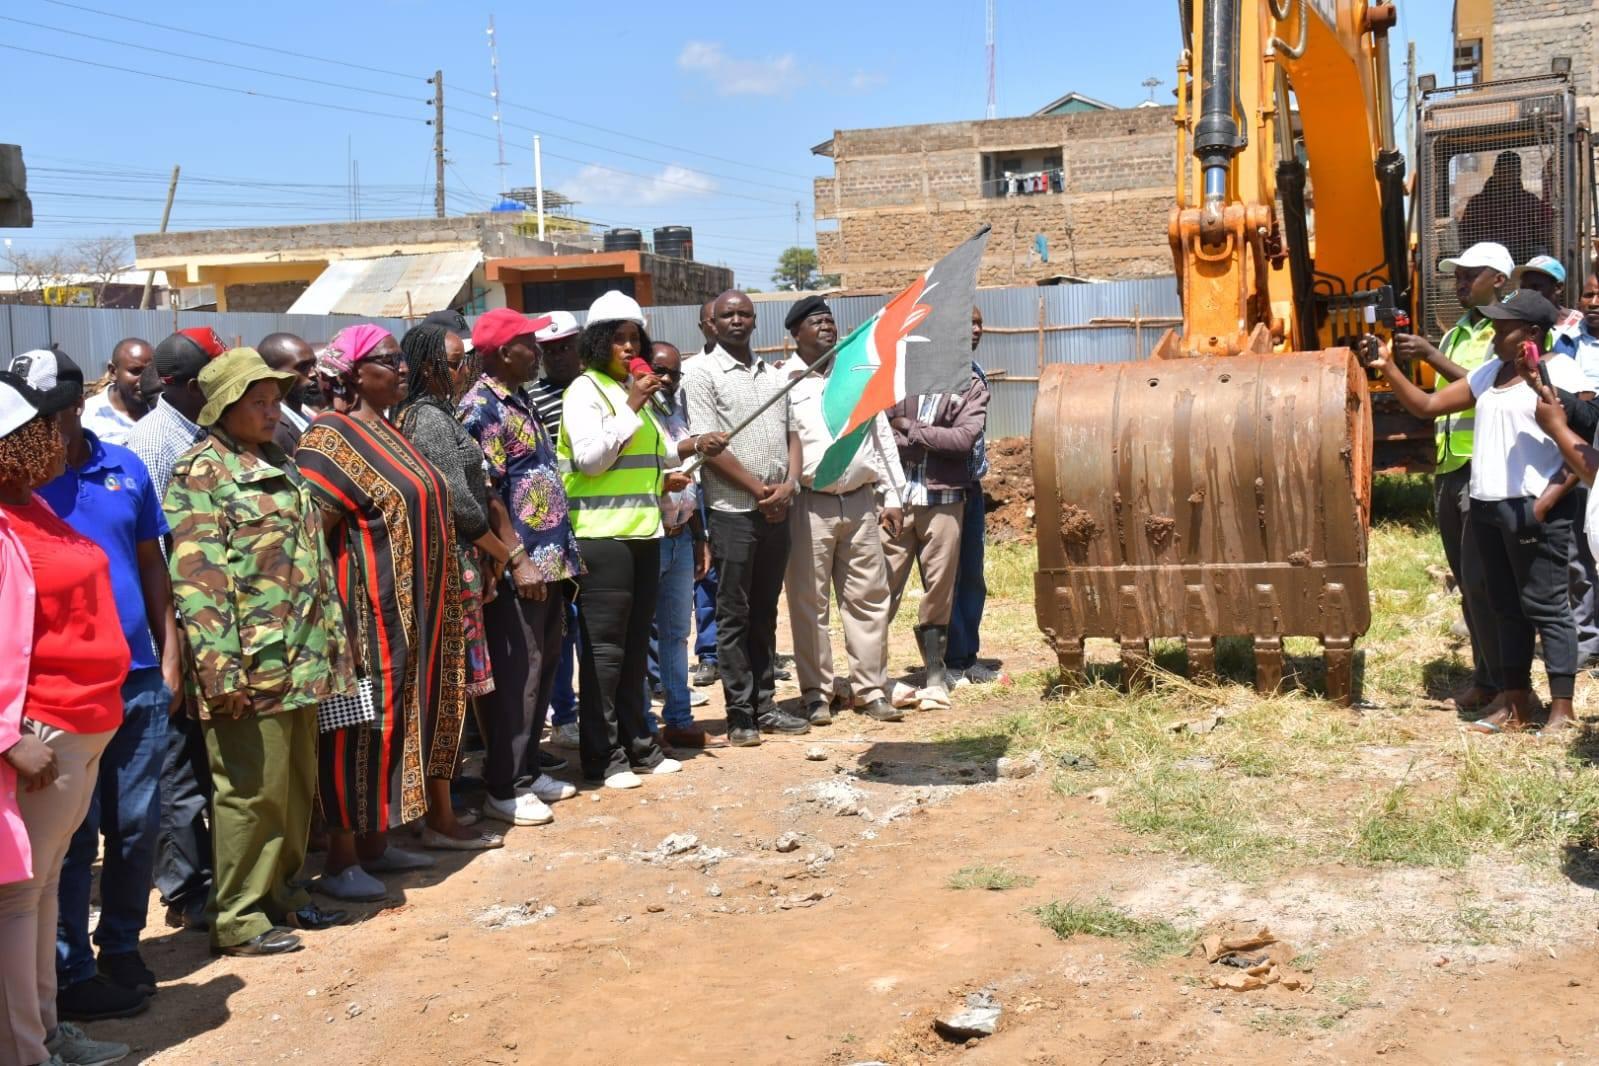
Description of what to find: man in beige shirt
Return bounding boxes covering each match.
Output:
[778,296,906,724]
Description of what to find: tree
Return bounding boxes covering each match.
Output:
[70,236,132,307]
[771,246,838,292]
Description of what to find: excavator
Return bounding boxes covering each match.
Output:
[1031,0,1592,705]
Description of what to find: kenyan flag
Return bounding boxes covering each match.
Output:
[813,226,992,489]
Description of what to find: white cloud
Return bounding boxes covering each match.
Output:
[848,70,886,93]
[677,40,804,96]
[565,163,718,207]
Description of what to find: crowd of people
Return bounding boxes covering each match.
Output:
[1372,240,1599,734]
[0,287,996,1066]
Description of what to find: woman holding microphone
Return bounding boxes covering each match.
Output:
[1371,289,1586,732]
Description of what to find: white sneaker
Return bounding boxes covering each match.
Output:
[483,793,554,826]
[647,758,683,775]
[551,722,580,749]
[519,773,577,803]
[689,689,710,707]
[48,1022,129,1066]
[604,770,643,790]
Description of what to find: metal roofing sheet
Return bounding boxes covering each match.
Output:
[288,252,481,317]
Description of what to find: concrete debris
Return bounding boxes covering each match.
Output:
[934,991,1002,1039]
[655,833,700,857]
[706,884,723,898]
[796,779,865,817]
[804,746,828,761]
[474,901,558,929]
[997,752,1044,779]
[778,888,833,910]
[345,1003,364,1019]
[774,831,802,853]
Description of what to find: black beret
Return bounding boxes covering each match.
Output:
[784,295,832,333]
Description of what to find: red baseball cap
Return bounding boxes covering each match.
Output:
[471,308,553,354]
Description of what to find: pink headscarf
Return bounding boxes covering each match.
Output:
[321,324,394,378]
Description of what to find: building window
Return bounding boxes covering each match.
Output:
[981,149,1064,198]
[1453,39,1482,85]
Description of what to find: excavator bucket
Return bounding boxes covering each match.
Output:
[1032,349,1372,704]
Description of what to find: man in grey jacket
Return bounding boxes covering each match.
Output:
[885,369,991,710]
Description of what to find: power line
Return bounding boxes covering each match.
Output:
[0,42,427,125]
[33,0,814,184]
[0,15,428,106]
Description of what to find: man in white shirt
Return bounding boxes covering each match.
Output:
[777,296,906,724]
[80,337,153,445]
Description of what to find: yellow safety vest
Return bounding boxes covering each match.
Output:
[1434,314,1496,476]
[557,370,666,539]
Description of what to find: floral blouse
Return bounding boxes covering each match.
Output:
[457,376,584,582]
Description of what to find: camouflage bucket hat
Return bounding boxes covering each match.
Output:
[197,347,296,427]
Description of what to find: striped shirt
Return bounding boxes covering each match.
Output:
[527,379,566,442]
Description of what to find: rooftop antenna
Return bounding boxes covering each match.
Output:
[487,15,508,194]
[985,0,997,119]
[1142,75,1163,102]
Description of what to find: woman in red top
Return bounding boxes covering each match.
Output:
[0,369,131,1066]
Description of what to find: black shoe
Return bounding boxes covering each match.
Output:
[805,700,833,725]
[97,951,157,995]
[56,974,149,1021]
[286,903,349,931]
[757,709,811,735]
[774,666,794,682]
[164,898,209,931]
[536,748,569,772]
[728,727,762,747]
[856,698,905,722]
[214,928,303,957]
[692,661,720,687]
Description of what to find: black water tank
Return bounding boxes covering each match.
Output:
[603,227,643,252]
[653,226,693,259]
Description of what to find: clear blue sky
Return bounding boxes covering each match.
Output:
[1,0,1456,287]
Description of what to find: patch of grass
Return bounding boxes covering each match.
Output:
[1035,897,1195,963]
[1114,765,1290,878]
[1347,743,1599,868]
[984,539,1037,603]
[947,864,1037,891]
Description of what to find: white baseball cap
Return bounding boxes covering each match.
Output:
[533,310,580,343]
[585,290,647,329]
[1439,242,1514,277]
[0,370,61,439]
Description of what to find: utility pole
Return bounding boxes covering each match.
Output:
[1404,40,1418,164]
[430,69,446,218]
[532,135,546,240]
[140,164,179,310]
[794,201,802,246]
[487,16,508,194]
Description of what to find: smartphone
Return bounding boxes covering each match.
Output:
[1523,340,1554,391]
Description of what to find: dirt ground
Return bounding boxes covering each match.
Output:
[86,467,1599,1065]
[92,586,1599,1066]
[980,436,1034,541]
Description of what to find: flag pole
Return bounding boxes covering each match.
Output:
[677,341,840,477]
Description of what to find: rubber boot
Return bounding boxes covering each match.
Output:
[916,624,952,710]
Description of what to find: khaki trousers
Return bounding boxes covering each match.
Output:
[0,722,114,1066]
[205,706,316,949]
[884,501,965,628]
[786,486,893,707]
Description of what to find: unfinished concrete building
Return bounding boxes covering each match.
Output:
[811,100,1176,291]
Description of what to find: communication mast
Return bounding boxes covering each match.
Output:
[487,15,508,194]
[985,0,997,119]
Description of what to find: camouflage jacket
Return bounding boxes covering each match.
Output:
[164,430,354,718]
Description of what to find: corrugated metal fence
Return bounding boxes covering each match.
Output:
[0,277,1179,438]
[642,278,1181,439]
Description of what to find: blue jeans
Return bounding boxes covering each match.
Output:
[946,484,988,670]
[654,531,697,728]
[57,668,170,983]
[694,563,719,665]
[549,600,579,727]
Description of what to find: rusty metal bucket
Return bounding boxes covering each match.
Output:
[1032,349,1373,703]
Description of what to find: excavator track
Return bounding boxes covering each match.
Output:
[1032,349,1372,703]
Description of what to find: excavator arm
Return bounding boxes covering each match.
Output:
[1031,0,1399,705]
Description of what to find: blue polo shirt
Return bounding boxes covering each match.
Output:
[37,430,168,672]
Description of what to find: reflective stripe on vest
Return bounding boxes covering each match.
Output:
[556,370,665,539]
[1434,315,1495,476]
